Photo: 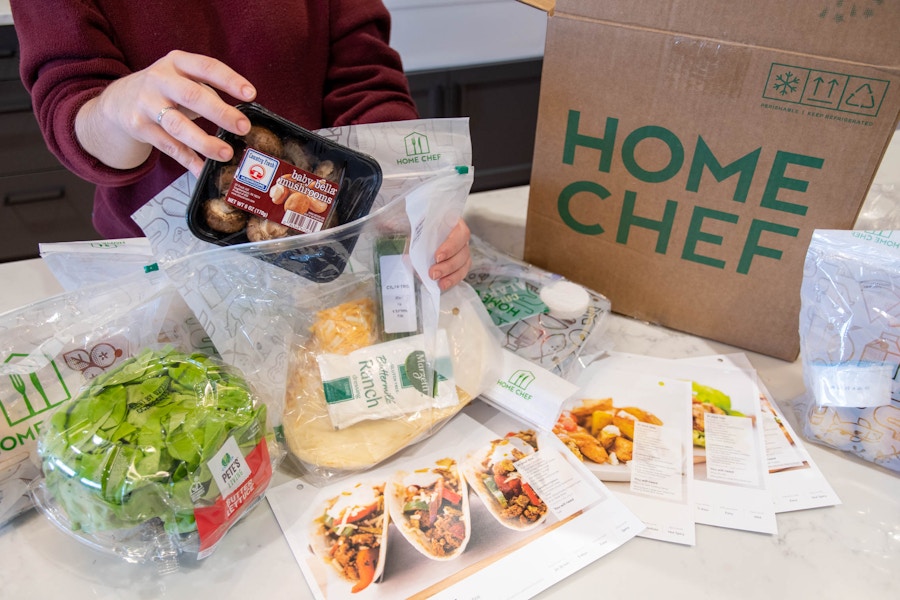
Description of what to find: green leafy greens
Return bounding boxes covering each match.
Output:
[39,347,267,538]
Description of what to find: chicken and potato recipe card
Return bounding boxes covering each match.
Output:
[557,364,696,545]
[578,353,776,535]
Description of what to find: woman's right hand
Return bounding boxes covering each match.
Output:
[75,50,258,177]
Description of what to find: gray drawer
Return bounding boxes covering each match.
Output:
[0,169,98,261]
[0,25,18,82]
[0,109,68,177]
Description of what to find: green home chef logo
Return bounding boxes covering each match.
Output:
[555,110,829,274]
[852,230,900,248]
[498,369,536,400]
[398,132,442,165]
[1,354,70,459]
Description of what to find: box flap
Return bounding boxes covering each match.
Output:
[518,0,555,12]
[553,0,900,67]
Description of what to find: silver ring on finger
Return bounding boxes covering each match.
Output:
[156,105,178,125]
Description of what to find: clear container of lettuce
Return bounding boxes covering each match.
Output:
[29,347,272,567]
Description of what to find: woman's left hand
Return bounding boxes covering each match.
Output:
[430,218,472,291]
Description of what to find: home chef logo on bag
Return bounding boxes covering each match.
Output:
[852,230,900,250]
[481,349,579,431]
[2,353,71,463]
[397,132,442,165]
[499,369,536,400]
[208,437,251,497]
[555,110,824,274]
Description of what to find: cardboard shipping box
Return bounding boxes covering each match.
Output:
[519,0,900,360]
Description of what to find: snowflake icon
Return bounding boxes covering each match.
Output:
[773,71,801,96]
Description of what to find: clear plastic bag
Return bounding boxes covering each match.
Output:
[29,347,271,566]
[465,235,614,381]
[134,119,502,484]
[796,229,900,473]
[1,269,278,568]
[1,269,175,529]
[39,237,156,290]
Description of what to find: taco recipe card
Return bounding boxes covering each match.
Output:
[266,412,643,600]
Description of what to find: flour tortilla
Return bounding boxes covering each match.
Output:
[387,458,471,561]
[307,479,389,593]
[283,284,498,471]
[462,436,549,532]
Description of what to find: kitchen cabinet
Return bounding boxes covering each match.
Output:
[0,25,98,263]
[406,58,543,192]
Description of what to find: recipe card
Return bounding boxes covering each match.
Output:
[589,353,777,535]
[680,354,841,512]
[562,361,696,546]
[267,411,644,600]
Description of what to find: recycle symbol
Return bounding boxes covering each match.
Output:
[845,83,876,109]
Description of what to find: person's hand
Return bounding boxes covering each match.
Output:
[429,219,472,291]
[75,50,257,177]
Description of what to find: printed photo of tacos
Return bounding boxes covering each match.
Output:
[309,481,389,594]
[388,457,470,561]
[463,430,548,531]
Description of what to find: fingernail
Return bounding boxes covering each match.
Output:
[431,269,441,281]
[237,117,251,135]
[435,253,445,263]
[242,85,256,100]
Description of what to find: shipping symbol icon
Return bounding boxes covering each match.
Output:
[763,62,888,118]
[1,353,70,427]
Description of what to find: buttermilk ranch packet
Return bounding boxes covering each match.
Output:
[318,330,458,430]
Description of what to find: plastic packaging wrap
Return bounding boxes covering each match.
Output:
[853,182,900,231]
[796,229,900,472]
[284,279,501,480]
[134,119,503,483]
[39,237,156,290]
[465,235,613,380]
[30,347,271,566]
[1,269,176,528]
[1,260,281,570]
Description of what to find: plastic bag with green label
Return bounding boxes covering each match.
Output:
[465,235,614,381]
[133,119,502,484]
[0,267,279,569]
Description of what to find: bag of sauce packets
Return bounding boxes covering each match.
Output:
[186,103,383,282]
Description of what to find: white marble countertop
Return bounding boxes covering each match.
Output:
[1,181,899,599]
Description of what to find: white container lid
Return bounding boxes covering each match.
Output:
[540,280,590,320]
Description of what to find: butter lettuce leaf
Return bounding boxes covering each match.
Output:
[38,347,267,538]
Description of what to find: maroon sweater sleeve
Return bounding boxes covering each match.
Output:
[11,0,159,188]
[325,0,419,126]
[11,0,419,238]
